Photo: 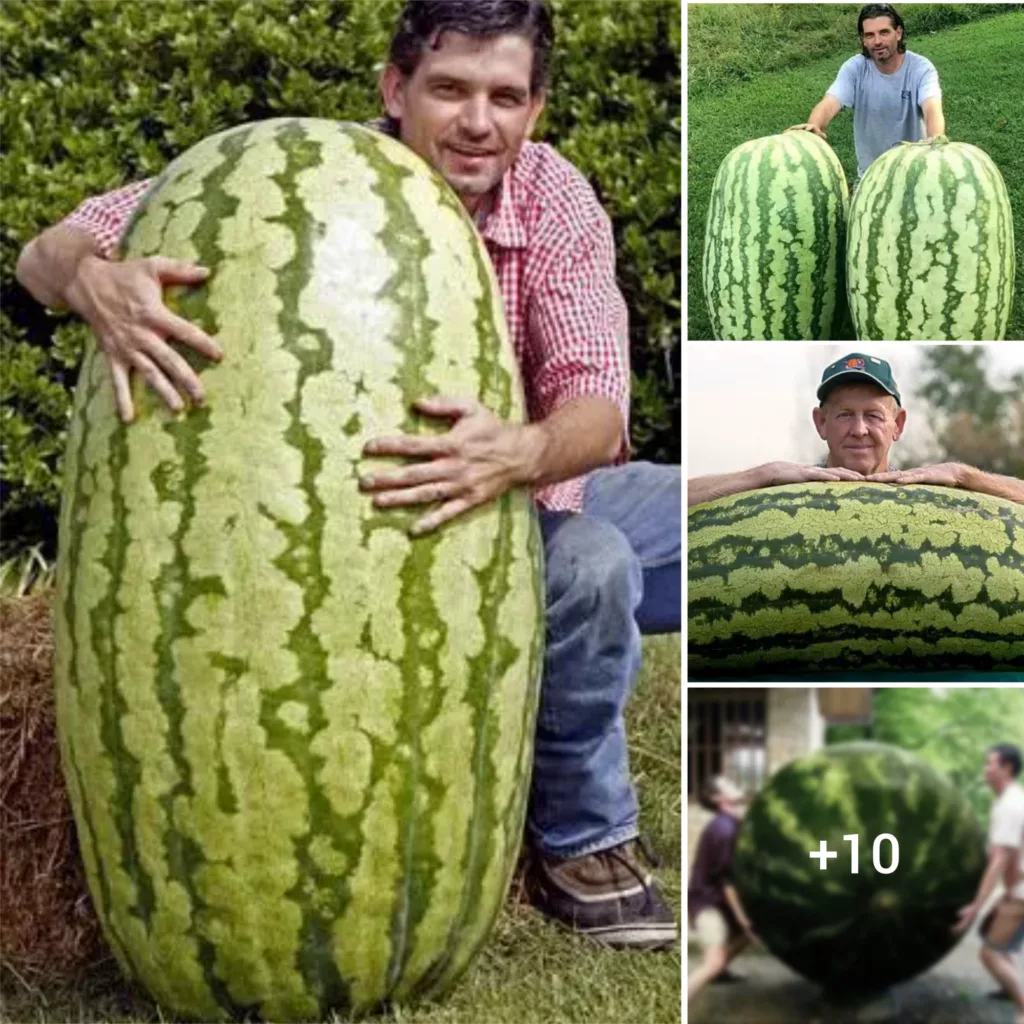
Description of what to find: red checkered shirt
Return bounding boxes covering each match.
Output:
[62,133,630,512]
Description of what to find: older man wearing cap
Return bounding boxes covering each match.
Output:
[689,352,1024,507]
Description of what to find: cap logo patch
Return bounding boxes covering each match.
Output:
[845,357,866,370]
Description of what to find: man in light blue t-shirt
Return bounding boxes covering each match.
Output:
[787,3,946,192]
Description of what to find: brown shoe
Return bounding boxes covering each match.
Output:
[523,835,677,950]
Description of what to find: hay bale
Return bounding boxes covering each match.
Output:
[1,591,106,982]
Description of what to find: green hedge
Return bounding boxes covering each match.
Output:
[1,0,680,556]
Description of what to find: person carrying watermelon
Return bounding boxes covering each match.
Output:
[952,743,1024,1024]
[16,0,680,950]
[786,3,946,197]
[688,352,1024,507]
[686,775,760,1001]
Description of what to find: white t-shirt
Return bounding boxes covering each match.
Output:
[989,780,1024,900]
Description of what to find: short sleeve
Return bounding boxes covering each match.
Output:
[827,57,859,110]
[62,179,154,259]
[990,793,1024,850]
[918,62,942,105]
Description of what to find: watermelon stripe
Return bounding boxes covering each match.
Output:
[54,119,543,1021]
[689,483,1024,676]
[703,132,848,340]
[54,347,139,978]
[847,136,1015,340]
[735,744,987,992]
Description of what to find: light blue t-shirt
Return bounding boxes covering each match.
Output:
[827,50,941,181]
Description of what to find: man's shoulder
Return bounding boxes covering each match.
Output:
[903,50,939,76]
[998,781,1024,813]
[511,141,609,234]
[703,811,739,840]
[837,53,871,77]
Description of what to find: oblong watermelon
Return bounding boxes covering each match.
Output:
[734,742,987,993]
[702,131,849,340]
[847,136,1015,341]
[53,119,545,1021]
[688,482,1024,678]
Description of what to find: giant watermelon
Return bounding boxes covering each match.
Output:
[688,482,1024,678]
[734,742,987,992]
[703,130,849,340]
[847,136,1015,341]
[53,119,545,1021]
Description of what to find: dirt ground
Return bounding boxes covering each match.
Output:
[688,925,1023,1024]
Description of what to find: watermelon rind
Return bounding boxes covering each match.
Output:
[734,741,987,993]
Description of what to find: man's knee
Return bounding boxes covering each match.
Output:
[543,514,641,610]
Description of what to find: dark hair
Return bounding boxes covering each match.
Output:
[388,0,555,95]
[858,4,907,58]
[988,744,1022,778]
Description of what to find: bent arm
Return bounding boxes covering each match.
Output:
[16,224,105,313]
[722,883,754,932]
[964,467,1024,504]
[809,94,843,132]
[688,467,766,508]
[921,96,946,138]
[970,847,1015,909]
[521,396,622,487]
[16,178,152,314]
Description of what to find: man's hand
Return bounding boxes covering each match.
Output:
[360,396,534,536]
[66,256,223,422]
[785,124,828,140]
[760,461,865,486]
[951,902,979,936]
[864,463,968,488]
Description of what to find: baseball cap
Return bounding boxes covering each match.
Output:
[817,353,901,406]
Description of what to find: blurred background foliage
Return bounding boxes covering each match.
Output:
[909,347,1024,479]
[1,0,680,560]
[827,687,1024,822]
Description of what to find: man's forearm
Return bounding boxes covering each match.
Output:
[722,884,752,930]
[924,111,946,138]
[520,396,623,488]
[16,224,105,312]
[688,467,764,508]
[972,852,1011,909]
[808,98,837,132]
[964,466,1024,504]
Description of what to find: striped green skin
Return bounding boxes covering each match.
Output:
[688,483,1024,678]
[847,136,1015,340]
[702,131,849,340]
[53,119,545,1022]
[734,742,987,993]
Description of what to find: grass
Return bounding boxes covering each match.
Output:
[687,3,1024,341]
[0,634,681,1024]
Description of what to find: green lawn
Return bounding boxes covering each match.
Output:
[0,635,681,1024]
[687,3,1024,341]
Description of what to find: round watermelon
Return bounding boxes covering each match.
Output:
[733,742,987,993]
[53,119,545,1021]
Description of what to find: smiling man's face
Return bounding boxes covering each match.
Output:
[812,383,906,474]
[861,15,901,66]
[381,31,545,214]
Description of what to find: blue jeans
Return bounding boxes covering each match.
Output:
[527,462,681,857]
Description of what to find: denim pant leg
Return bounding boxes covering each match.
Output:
[584,462,682,635]
[528,510,643,858]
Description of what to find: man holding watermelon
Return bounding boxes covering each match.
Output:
[787,4,946,194]
[16,0,680,951]
[688,353,1024,507]
[686,776,760,1002]
[952,743,1024,1024]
